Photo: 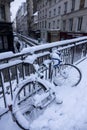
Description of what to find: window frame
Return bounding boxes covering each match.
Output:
[79,0,85,9]
[69,18,73,31]
[71,0,75,11]
[64,2,68,14]
[77,17,83,31]
[0,4,5,20]
[58,6,61,15]
[62,20,66,31]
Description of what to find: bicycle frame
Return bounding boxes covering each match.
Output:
[33,57,62,83]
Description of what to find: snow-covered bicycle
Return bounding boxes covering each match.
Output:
[10,49,82,130]
[37,50,82,87]
[49,49,82,87]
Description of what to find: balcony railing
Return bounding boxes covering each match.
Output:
[0,36,87,116]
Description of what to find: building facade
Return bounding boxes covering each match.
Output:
[31,11,38,31]
[37,0,87,42]
[16,2,28,36]
[0,0,14,52]
[26,0,37,37]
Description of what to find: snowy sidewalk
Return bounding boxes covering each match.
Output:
[0,58,87,130]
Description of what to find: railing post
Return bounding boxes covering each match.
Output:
[8,68,13,100]
[21,55,26,80]
[15,65,20,84]
[71,44,75,64]
[0,71,7,108]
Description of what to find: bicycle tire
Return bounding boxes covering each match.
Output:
[12,77,49,130]
[53,63,82,87]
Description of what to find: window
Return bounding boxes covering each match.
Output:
[0,36,8,50]
[80,0,85,9]
[40,22,41,28]
[77,17,83,31]
[58,6,61,15]
[0,5,5,20]
[54,0,56,3]
[69,18,73,31]
[54,8,56,16]
[45,0,48,6]
[39,11,41,18]
[3,36,8,49]
[38,12,40,19]
[57,19,60,29]
[62,20,66,31]
[49,0,52,6]
[42,21,44,28]
[49,11,51,17]
[45,9,47,17]
[43,1,44,7]
[45,20,47,28]
[43,10,44,18]
[64,2,68,14]
[38,22,40,29]
[53,21,55,29]
[49,22,51,29]
[53,0,56,4]
[0,36,3,50]
[71,0,75,11]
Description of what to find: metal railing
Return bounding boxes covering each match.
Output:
[17,33,39,46]
[0,36,87,116]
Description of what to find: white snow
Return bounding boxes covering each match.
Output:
[0,60,22,70]
[24,54,37,64]
[29,58,87,130]
[24,51,50,64]
[15,109,30,130]
[0,58,87,130]
[0,51,14,60]
[32,92,50,107]
[33,11,38,16]
[21,36,87,54]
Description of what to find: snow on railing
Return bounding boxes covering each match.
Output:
[0,36,87,116]
[17,33,39,46]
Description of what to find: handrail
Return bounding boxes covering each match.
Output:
[0,36,87,62]
[17,33,39,46]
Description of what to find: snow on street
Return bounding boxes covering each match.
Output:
[0,58,87,130]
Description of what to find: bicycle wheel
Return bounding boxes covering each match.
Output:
[12,77,54,130]
[53,63,82,87]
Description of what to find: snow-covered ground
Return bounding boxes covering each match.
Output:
[0,58,87,130]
